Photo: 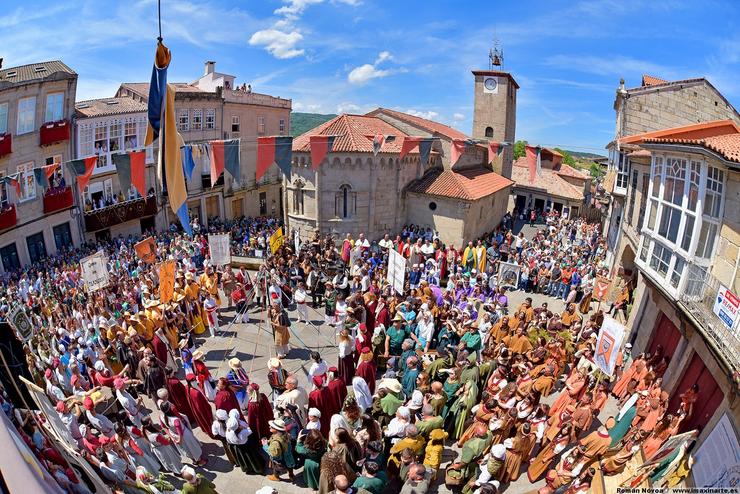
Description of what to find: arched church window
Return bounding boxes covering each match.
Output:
[292,180,304,215]
[485,126,494,138]
[335,184,356,218]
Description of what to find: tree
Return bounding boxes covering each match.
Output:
[554,148,576,167]
[589,162,605,179]
[513,140,527,160]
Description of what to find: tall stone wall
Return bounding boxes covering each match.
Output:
[714,169,740,293]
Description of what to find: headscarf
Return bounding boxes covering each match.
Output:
[329,413,350,438]
[352,376,372,412]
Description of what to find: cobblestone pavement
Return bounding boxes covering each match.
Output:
[181,279,617,494]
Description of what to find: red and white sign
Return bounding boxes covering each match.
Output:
[593,276,611,301]
[714,285,740,330]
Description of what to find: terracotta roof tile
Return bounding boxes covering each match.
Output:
[406,166,513,201]
[555,163,588,180]
[0,60,76,86]
[645,133,740,163]
[512,158,584,201]
[119,82,206,102]
[366,108,468,140]
[642,74,668,86]
[292,114,411,153]
[75,97,147,118]
[619,119,740,145]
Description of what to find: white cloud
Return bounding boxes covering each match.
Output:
[249,29,305,59]
[347,51,402,85]
[336,102,362,113]
[453,112,465,121]
[405,109,439,120]
[545,54,681,80]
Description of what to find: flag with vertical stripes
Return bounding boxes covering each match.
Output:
[68,156,98,193]
[113,150,147,197]
[209,139,241,183]
[309,135,336,169]
[256,136,293,181]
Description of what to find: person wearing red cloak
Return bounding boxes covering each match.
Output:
[355,348,377,395]
[436,248,447,281]
[308,376,332,437]
[214,377,242,416]
[184,373,214,438]
[152,328,172,369]
[326,367,346,418]
[165,368,195,424]
[246,383,274,441]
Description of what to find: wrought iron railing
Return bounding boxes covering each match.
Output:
[680,264,740,375]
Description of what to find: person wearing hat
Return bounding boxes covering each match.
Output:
[203,291,220,338]
[114,377,145,428]
[56,400,84,449]
[305,407,322,431]
[275,375,309,424]
[180,465,218,494]
[308,375,331,437]
[355,348,377,395]
[199,266,221,305]
[262,417,296,482]
[226,408,265,475]
[226,358,250,408]
[269,302,291,359]
[83,395,116,438]
[267,357,289,396]
[384,313,408,358]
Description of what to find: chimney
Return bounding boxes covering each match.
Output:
[204,61,215,75]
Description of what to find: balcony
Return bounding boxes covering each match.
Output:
[84,195,157,232]
[43,186,74,214]
[0,205,17,231]
[0,133,11,158]
[39,119,70,147]
[680,265,740,383]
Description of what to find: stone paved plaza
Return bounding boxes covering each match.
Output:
[182,269,619,494]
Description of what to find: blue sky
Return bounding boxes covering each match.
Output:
[2,0,739,153]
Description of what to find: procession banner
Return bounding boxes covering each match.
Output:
[593,276,611,301]
[498,261,520,288]
[208,233,231,266]
[387,248,406,295]
[80,251,110,292]
[8,305,33,341]
[692,413,740,488]
[134,236,157,264]
[594,316,625,376]
[620,430,697,488]
[158,260,176,303]
[269,227,284,254]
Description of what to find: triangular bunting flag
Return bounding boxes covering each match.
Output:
[182,145,196,181]
[209,141,225,185]
[257,136,293,181]
[451,139,474,167]
[209,139,240,183]
[525,145,540,183]
[113,151,147,197]
[372,134,384,156]
[33,168,49,189]
[69,156,98,193]
[488,141,504,163]
[418,138,434,167]
[6,174,21,199]
[309,135,336,169]
[399,136,421,160]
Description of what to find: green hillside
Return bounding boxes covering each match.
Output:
[291,112,337,137]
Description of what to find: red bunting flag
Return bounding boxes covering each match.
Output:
[129,150,146,197]
[70,156,98,193]
[6,174,20,199]
[399,136,421,160]
[309,135,336,170]
[210,141,225,185]
[257,136,293,181]
[43,162,59,181]
[488,141,504,163]
[525,145,540,183]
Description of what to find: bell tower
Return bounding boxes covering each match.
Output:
[472,40,518,179]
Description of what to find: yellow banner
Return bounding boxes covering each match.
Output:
[159,260,176,303]
[269,227,284,254]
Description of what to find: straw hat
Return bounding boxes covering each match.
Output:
[268,419,286,431]
[192,349,206,361]
[267,357,281,369]
[228,358,242,370]
[378,378,402,394]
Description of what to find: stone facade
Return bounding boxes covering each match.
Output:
[0,61,81,271]
[471,71,517,178]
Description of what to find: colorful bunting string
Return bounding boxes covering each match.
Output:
[365,134,396,156]
[309,135,336,170]
[112,150,147,197]
[450,139,478,167]
[208,139,240,185]
[488,141,504,163]
[68,156,99,193]
[256,136,293,181]
[399,136,435,166]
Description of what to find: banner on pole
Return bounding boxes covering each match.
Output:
[593,276,611,301]
[80,251,110,292]
[594,316,626,376]
[269,227,285,254]
[158,260,176,303]
[9,305,33,341]
[387,249,406,295]
[498,261,521,289]
[208,233,231,266]
[134,236,157,264]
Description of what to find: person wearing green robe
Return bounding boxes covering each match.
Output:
[353,461,385,494]
[385,317,409,357]
[449,379,479,440]
[455,427,492,492]
[415,404,444,438]
[398,340,416,375]
[425,350,453,382]
[401,357,420,398]
[459,327,482,354]
[380,389,404,416]
[610,394,639,447]
[442,370,462,418]
[295,429,326,490]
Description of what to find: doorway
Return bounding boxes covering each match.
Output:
[26,232,47,263]
[95,230,111,243]
[0,243,20,271]
[668,352,723,433]
[515,195,526,213]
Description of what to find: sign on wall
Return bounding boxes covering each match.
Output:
[208,233,231,266]
[593,276,611,301]
[80,251,110,292]
[714,285,740,330]
[594,316,626,376]
[387,249,406,295]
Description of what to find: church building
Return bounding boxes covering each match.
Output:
[285,51,518,247]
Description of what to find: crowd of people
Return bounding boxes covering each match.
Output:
[0,212,697,494]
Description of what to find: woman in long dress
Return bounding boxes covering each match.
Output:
[159,402,205,465]
[114,422,160,476]
[141,419,182,474]
[226,409,265,475]
[337,330,355,383]
[295,429,327,491]
[270,303,291,358]
[527,423,573,482]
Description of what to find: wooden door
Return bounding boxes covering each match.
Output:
[668,352,723,433]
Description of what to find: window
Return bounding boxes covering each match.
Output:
[109,123,121,154]
[704,166,724,218]
[696,222,718,259]
[279,118,286,135]
[627,169,638,226]
[94,125,108,167]
[17,96,36,134]
[292,184,304,215]
[124,121,137,150]
[259,192,267,216]
[45,155,63,187]
[257,116,265,135]
[192,110,202,131]
[614,151,630,193]
[649,241,671,276]
[670,258,685,288]
[428,201,437,211]
[205,109,216,129]
[17,162,36,201]
[484,126,493,138]
[0,171,8,207]
[0,102,7,134]
[335,184,356,218]
[26,232,47,263]
[80,125,94,158]
[0,243,20,271]
[231,116,240,133]
[178,109,189,132]
[53,223,73,251]
[45,93,64,123]
[657,205,680,243]
[663,157,686,205]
